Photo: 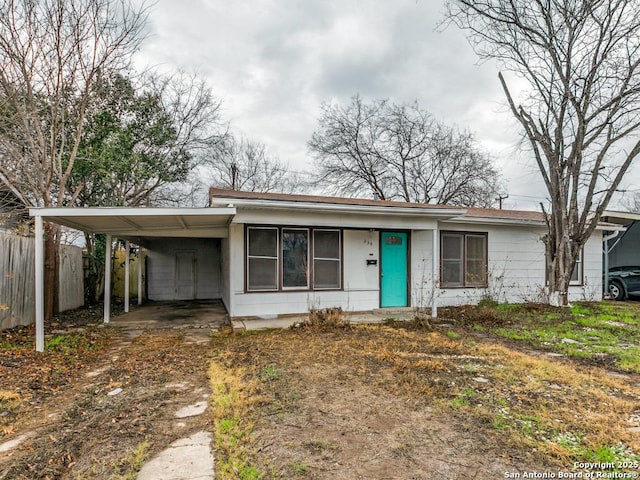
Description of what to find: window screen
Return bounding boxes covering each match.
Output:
[246,227,342,292]
[247,227,278,290]
[313,229,341,289]
[442,233,463,286]
[570,249,583,285]
[465,235,487,286]
[441,232,488,288]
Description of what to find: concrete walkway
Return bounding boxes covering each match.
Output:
[137,431,214,480]
[104,302,219,480]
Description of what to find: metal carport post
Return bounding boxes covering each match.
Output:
[34,213,44,352]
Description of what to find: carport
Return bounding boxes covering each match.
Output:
[601,211,639,296]
[29,206,236,351]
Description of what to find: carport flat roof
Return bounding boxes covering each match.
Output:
[603,210,640,227]
[29,206,236,237]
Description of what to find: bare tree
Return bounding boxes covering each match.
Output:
[0,0,147,318]
[621,192,640,213]
[204,136,303,194]
[0,186,29,233]
[446,0,640,305]
[308,95,502,207]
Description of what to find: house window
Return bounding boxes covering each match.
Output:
[313,229,341,289]
[544,248,584,286]
[247,227,278,291]
[570,249,583,285]
[282,229,309,288]
[246,226,341,291]
[441,231,488,288]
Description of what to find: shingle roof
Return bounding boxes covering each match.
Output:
[209,188,545,223]
[462,207,544,222]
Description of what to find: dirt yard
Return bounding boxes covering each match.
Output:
[2,303,640,479]
[0,308,213,479]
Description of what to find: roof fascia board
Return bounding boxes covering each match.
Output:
[443,217,545,227]
[29,207,237,218]
[603,210,640,222]
[232,210,439,230]
[213,197,465,218]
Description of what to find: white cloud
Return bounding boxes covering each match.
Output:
[134,0,549,208]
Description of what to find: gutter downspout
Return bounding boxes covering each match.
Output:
[603,230,620,297]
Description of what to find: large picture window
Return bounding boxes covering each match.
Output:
[441,231,488,288]
[246,226,341,292]
[282,229,309,288]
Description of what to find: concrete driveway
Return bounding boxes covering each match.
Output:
[110,299,229,333]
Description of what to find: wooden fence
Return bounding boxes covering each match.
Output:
[0,233,84,330]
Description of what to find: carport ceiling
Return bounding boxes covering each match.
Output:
[29,207,236,238]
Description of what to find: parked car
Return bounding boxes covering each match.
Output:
[606,266,640,300]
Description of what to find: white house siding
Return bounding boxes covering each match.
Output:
[574,229,603,301]
[410,230,435,309]
[227,219,604,318]
[431,223,547,306]
[410,223,604,307]
[146,238,222,301]
[220,237,231,312]
[228,227,382,317]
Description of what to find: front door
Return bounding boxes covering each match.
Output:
[175,250,196,300]
[380,232,408,307]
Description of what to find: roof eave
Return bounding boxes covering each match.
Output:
[29,206,237,217]
[211,196,466,218]
[445,216,546,227]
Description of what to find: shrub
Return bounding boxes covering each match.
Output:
[297,307,351,331]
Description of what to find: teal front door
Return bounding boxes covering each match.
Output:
[380,232,408,307]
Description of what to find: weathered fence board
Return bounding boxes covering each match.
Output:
[0,233,35,330]
[59,244,84,312]
[0,233,84,330]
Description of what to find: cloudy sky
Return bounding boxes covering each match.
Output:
[134,0,554,210]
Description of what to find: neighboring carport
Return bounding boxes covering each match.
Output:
[29,206,236,351]
[602,211,640,296]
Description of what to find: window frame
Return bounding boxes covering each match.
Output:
[245,225,343,293]
[281,228,310,290]
[313,228,342,290]
[246,226,279,292]
[569,248,583,286]
[440,231,488,288]
[544,248,584,287]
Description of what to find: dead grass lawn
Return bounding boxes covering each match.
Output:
[209,323,640,479]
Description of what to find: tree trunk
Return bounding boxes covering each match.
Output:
[84,232,105,304]
[545,223,575,307]
[44,222,60,321]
